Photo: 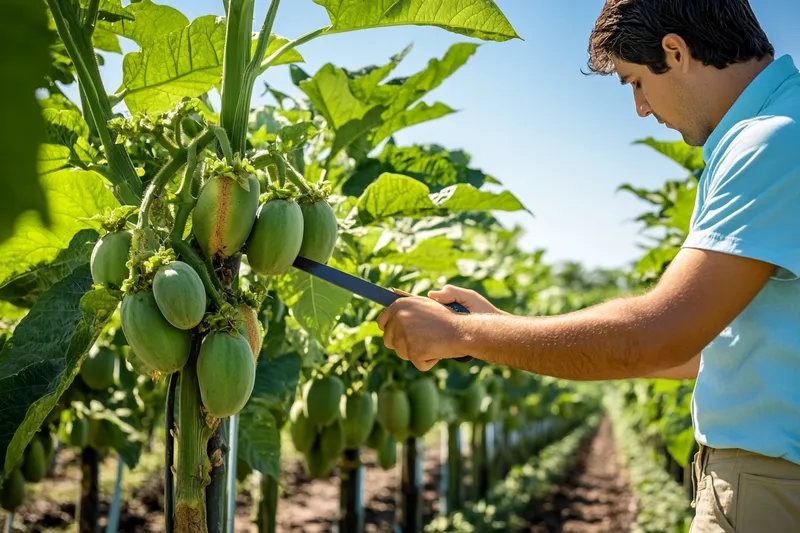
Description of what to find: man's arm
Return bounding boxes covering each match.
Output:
[379,247,774,378]
[641,353,700,380]
[451,248,773,380]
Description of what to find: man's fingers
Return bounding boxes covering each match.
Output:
[377,304,397,331]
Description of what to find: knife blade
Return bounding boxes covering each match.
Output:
[292,255,473,363]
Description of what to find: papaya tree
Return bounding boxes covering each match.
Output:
[0,1,526,532]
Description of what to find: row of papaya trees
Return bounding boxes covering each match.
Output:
[0,0,573,531]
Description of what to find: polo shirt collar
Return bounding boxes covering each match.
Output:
[703,54,798,162]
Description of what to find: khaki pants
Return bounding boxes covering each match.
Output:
[690,444,800,532]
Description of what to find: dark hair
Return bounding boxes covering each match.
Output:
[587,0,775,75]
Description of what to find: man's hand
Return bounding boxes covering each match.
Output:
[377,295,469,372]
[427,285,505,315]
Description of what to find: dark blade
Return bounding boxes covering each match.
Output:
[292,255,474,363]
[292,256,402,307]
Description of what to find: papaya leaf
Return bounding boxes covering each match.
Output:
[0,266,119,482]
[275,269,352,346]
[356,173,438,224]
[371,235,476,273]
[0,0,52,245]
[432,183,530,214]
[0,229,99,308]
[326,105,386,166]
[299,64,371,130]
[0,168,120,291]
[42,108,97,163]
[238,353,300,478]
[633,137,705,173]
[369,101,455,147]
[93,28,122,54]
[121,15,227,115]
[99,0,188,47]
[37,144,72,174]
[255,34,306,72]
[313,0,521,42]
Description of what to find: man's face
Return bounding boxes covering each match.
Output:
[614,58,711,146]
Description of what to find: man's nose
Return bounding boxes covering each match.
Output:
[635,94,652,118]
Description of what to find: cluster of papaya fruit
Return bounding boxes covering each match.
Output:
[88,151,338,420]
[0,432,54,512]
[289,373,444,478]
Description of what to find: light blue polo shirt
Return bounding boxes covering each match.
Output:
[684,54,800,464]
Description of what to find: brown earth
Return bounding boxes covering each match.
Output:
[0,420,635,533]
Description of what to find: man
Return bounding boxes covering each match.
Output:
[377,1,800,531]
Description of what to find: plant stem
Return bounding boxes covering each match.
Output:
[82,0,101,36]
[176,242,226,308]
[165,372,179,533]
[78,446,100,533]
[47,0,143,205]
[206,419,228,533]
[260,27,331,70]
[175,342,215,533]
[106,456,124,533]
[212,127,234,166]
[281,155,312,195]
[258,475,279,533]
[219,0,255,155]
[229,0,282,153]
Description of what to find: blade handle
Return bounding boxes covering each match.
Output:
[442,302,474,363]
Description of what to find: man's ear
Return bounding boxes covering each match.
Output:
[662,33,691,73]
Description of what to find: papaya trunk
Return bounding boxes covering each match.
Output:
[165,372,179,533]
[257,474,279,533]
[446,423,462,513]
[78,446,100,533]
[206,419,228,533]
[470,423,486,501]
[338,448,364,533]
[175,343,215,533]
[398,437,422,533]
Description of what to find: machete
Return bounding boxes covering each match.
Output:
[292,255,473,363]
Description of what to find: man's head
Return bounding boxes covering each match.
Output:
[588,0,775,146]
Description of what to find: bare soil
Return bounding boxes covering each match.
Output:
[0,420,635,533]
[526,417,635,533]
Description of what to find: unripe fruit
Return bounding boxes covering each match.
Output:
[192,174,261,258]
[298,201,338,263]
[246,198,304,275]
[197,332,256,418]
[120,291,191,374]
[153,260,207,330]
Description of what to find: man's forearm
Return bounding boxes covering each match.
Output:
[641,353,700,380]
[456,296,692,381]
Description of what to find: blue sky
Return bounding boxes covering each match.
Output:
[75,1,800,269]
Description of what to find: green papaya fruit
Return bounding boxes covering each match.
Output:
[89,418,111,452]
[120,291,192,374]
[340,391,375,450]
[246,198,304,275]
[289,401,317,455]
[377,382,410,440]
[377,435,396,471]
[365,420,387,450]
[192,173,261,258]
[319,418,345,463]
[70,417,90,448]
[298,200,338,263]
[305,445,334,479]
[407,378,440,438]
[153,260,207,329]
[90,230,132,288]
[458,381,486,422]
[22,435,47,483]
[79,345,118,391]
[302,376,345,427]
[0,467,25,511]
[237,305,263,360]
[197,331,256,418]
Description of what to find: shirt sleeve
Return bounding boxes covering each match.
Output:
[682,116,800,281]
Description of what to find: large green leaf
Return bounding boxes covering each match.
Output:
[0,266,119,481]
[100,0,189,47]
[0,168,120,290]
[0,0,52,245]
[238,353,301,479]
[634,137,705,173]
[300,64,371,130]
[356,173,528,224]
[42,108,97,163]
[370,101,455,147]
[313,0,521,42]
[275,266,353,345]
[432,183,530,213]
[121,15,227,115]
[0,229,98,308]
[372,236,477,273]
